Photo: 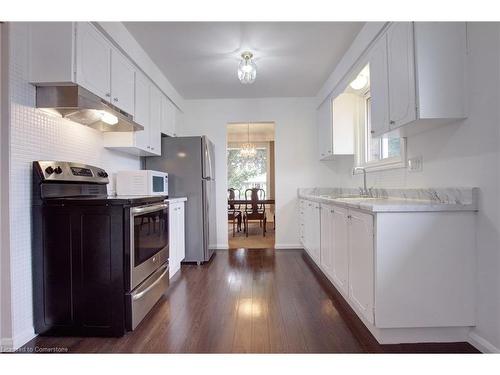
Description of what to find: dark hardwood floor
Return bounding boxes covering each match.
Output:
[22,249,479,353]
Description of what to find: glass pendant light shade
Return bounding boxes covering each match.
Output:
[239,123,257,157]
[238,51,257,84]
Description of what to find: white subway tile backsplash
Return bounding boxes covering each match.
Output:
[8,23,141,341]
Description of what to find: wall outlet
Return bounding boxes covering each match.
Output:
[408,156,423,172]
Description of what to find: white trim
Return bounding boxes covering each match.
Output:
[214,244,229,250]
[0,337,13,352]
[468,331,500,353]
[1,328,36,352]
[274,244,303,250]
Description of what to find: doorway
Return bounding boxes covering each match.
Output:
[226,122,275,249]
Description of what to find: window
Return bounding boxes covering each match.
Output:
[357,91,406,171]
[227,143,269,196]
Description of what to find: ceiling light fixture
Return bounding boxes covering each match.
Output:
[349,65,370,91]
[239,123,257,158]
[238,51,257,84]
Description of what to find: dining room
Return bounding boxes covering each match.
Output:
[226,122,275,249]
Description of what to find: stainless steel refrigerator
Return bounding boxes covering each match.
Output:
[145,136,217,264]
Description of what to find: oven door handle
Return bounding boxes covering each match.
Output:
[132,265,169,301]
[131,203,168,215]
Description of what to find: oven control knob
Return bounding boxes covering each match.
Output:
[54,166,63,174]
[45,166,54,175]
[98,171,108,178]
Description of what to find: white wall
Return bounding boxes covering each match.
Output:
[181,97,342,249]
[320,23,500,353]
[1,23,142,349]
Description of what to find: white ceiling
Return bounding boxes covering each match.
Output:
[123,22,364,99]
[227,122,275,143]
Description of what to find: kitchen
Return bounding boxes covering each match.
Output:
[0,2,499,371]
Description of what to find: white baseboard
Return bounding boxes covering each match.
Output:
[468,331,500,353]
[274,244,303,250]
[1,328,35,352]
[0,337,14,353]
[214,244,229,250]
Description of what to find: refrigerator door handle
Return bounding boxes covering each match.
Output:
[205,139,213,180]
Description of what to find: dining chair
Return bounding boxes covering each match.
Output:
[227,188,242,236]
[243,188,267,237]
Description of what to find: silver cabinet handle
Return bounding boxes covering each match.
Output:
[105,93,111,97]
[390,120,395,125]
[113,97,118,102]
[132,266,168,301]
[131,203,168,215]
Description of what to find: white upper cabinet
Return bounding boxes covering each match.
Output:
[133,71,150,151]
[387,22,417,129]
[149,85,162,155]
[317,93,356,161]
[368,34,390,138]
[413,22,467,120]
[161,95,177,137]
[110,49,135,116]
[317,99,332,160]
[76,22,112,101]
[366,22,467,136]
[103,72,162,156]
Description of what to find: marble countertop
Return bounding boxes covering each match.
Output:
[298,187,478,213]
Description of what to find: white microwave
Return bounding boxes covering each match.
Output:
[116,170,168,196]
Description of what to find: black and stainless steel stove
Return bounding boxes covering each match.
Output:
[32,161,169,337]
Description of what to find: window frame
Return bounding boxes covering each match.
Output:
[355,89,407,173]
[226,141,271,196]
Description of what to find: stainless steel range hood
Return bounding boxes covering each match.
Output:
[35,85,144,132]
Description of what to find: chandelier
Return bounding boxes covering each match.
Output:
[239,123,257,157]
[238,51,257,84]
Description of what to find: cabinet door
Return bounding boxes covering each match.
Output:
[317,98,333,160]
[320,204,335,279]
[302,201,312,254]
[332,206,349,296]
[149,85,162,155]
[311,203,321,264]
[387,22,417,129]
[369,34,390,137]
[133,71,150,152]
[76,22,111,100]
[168,203,178,279]
[348,210,374,324]
[177,202,185,262]
[299,200,306,245]
[331,94,355,155]
[111,49,135,116]
[161,96,176,137]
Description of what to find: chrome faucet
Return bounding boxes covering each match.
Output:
[352,166,369,197]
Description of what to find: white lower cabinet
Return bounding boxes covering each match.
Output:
[331,206,349,296]
[300,197,475,343]
[169,200,186,279]
[319,204,371,317]
[347,210,374,324]
[302,201,321,264]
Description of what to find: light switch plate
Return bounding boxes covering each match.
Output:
[408,156,423,172]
